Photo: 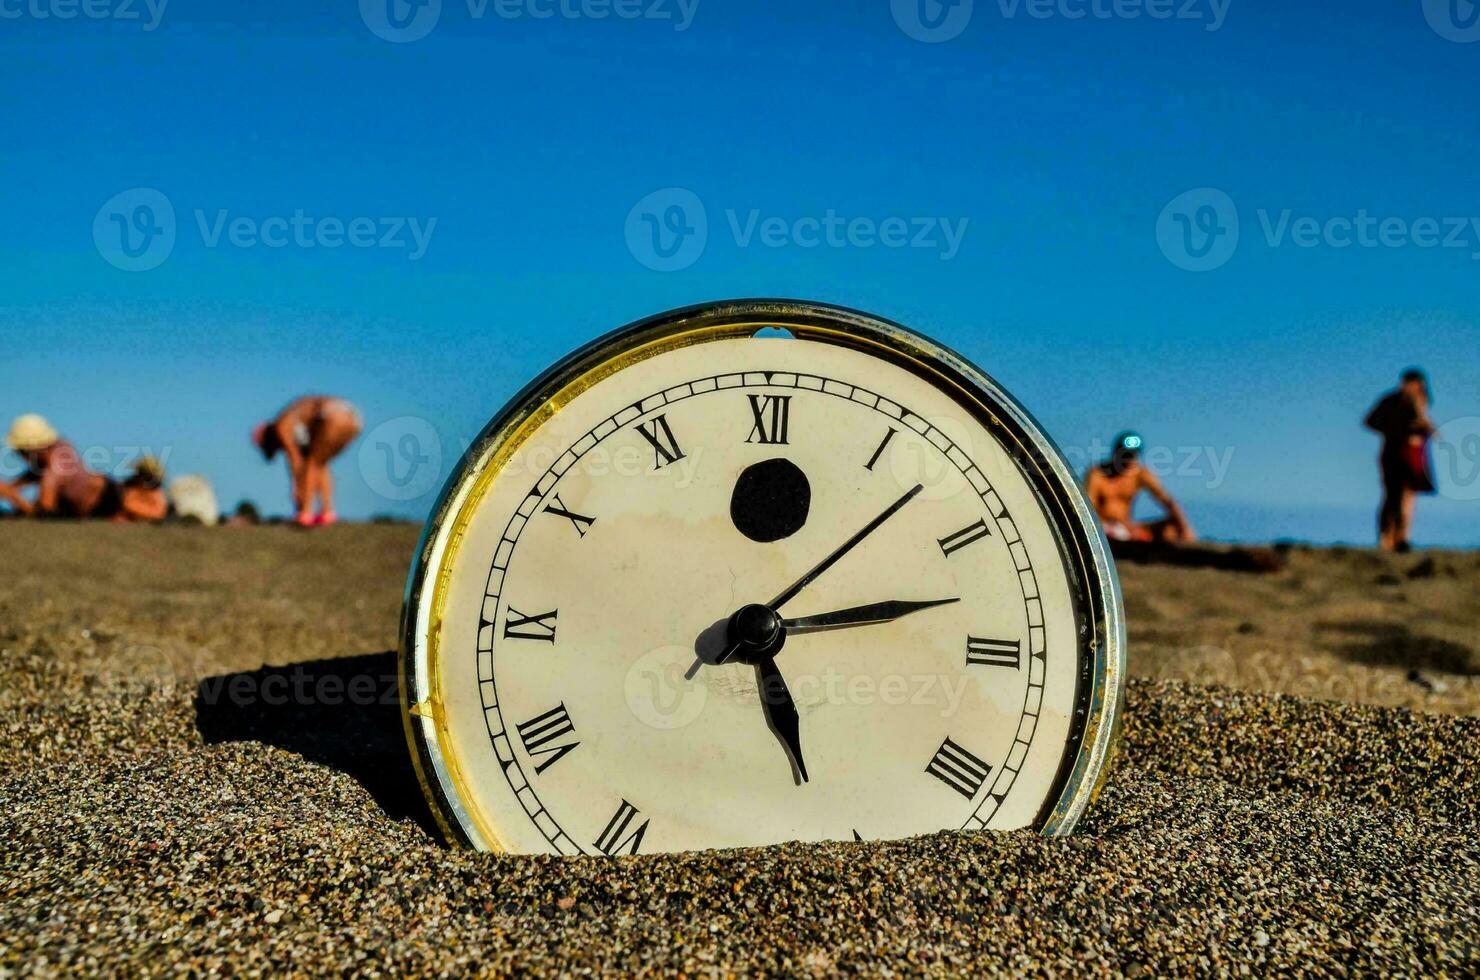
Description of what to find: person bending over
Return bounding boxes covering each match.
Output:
[1085,431,1196,544]
[252,396,363,527]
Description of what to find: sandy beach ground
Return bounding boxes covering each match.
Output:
[2,524,1477,974]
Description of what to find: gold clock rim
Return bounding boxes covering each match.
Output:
[399,299,1126,852]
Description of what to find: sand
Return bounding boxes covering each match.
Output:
[1,524,1477,975]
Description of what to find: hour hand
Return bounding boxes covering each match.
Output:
[757,657,807,782]
[781,597,959,635]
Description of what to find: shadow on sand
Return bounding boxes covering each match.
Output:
[193,651,440,836]
[1319,620,1478,676]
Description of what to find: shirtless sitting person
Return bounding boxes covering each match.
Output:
[2,414,116,518]
[1084,431,1195,544]
[252,395,363,527]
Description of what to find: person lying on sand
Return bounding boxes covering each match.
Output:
[2,414,115,519]
[112,456,170,524]
[1085,431,1196,544]
[252,396,363,527]
[1364,368,1436,553]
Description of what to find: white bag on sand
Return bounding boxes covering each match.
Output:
[168,475,219,525]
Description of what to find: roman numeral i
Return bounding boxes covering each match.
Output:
[746,394,791,445]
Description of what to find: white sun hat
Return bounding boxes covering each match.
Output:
[5,414,59,452]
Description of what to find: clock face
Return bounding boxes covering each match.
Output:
[402,303,1124,855]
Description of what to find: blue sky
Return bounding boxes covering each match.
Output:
[2,0,1478,544]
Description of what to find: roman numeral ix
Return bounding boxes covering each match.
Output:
[503,607,557,642]
[746,394,791,445]
[593,799,649,856]
[926,737,992,800]
[635,414,685,468]
[515,703,580,774]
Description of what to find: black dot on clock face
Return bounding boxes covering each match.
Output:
[730,458,811,543]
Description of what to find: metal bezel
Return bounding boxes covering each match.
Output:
[399,299,1126,850]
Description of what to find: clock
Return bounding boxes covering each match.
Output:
[399,300,1125,854]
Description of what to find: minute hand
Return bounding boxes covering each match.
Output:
[767,483,924,610]
[781,597,959,635]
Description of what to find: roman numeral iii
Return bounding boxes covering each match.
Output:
[746,394,791,445]
[504,607,557,642]
[635,414,685,468]
[594,799,649,856]
[967,636,1022,669]
[926,737,992,799]
[938,519,991,557]
[515,703,580,774]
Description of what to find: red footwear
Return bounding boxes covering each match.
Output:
[295,512,316,528]
[316,511,338,526]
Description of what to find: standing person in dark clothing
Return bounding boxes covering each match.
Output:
[1364,369,1436,552]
